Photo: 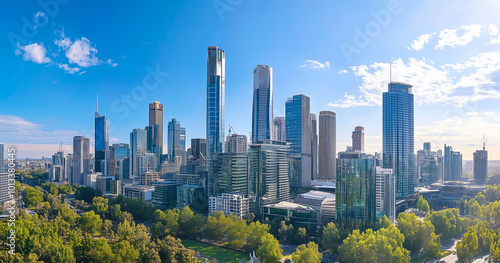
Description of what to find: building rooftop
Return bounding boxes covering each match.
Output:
[263,201,315,212]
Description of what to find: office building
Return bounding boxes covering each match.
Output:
[149,101,164,165]
[248,140,290,214]
[95,95,109,175]
[252,65,273,144]
[168,118,186,165]
[208,153,248,196]
[122,157,130,181]
[225,134,247,154]
[206,46,225,156]
[286,94,312,187]
[65,154,73,183]
[130,128,147,179]
[0,172,10,203]
[473,143,488,183]
[444,145,462,181]
[383,82,415,199]
[146,124,160,170]
[376,167,396,222]
[0,143,4,172]
[110,180,122,195]
[352,126,364,153]
[311,113,318,180]
[49,165,64,182]
[318,111,336,181]
[72,136,90,185]
[336,152,376,227]
[177,184,206,212]
[423,142,431,152]
[273,117,286,142]
[191,138,206,160]
[109,143,129,179]
[152,180,177,208]
[209,193,250,219]
[122,184,155,201]
[141,170,159,186]
[96,175,114,194]
[139,152,156,176]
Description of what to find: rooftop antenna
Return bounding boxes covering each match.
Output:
[483,135,487,151]
[95,93,100,118]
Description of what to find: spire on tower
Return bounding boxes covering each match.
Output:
[95,93,100,118]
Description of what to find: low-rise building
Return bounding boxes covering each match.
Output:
[209,192,250,219]
[122,184,155,201]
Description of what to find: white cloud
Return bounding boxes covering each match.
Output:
[408,33,434,50]
[338,69,348,74]
[105,59,118,67]
[435,24,482,49]
[79,71,87,75]
[55,36,71,50]
[58,63,80,74]
[328,53,500,108]
[488,23,500,45]
[16,43,51,64]
[301,60,330,69]
[65,37,101,67]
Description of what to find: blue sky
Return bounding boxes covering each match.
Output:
[1,0,500,160]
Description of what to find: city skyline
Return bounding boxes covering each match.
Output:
[2,1,500,160]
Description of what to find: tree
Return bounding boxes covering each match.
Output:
[152,236,196,263]
[73,199,88,211]
[178,206,205,238]
[226,215,249,248]
[338,225,410,263]
[109,204,122,221]
[321,222,341,253]
[246,221,270,252]
[113,240,139,263]
[151,209,179,239]
[75,186,100,203]
[417,196,430,214]
[205,211,229,242]
[292,242,323,263]
[427,208,462,238]
[78,211,102,235]
[22,186,43,207]
[92,196,109,218]
[457,230,478,263]
[256,233,283,263]
[397,213,440,257]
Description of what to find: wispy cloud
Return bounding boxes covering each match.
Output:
[15,43,51,64]
[338,69,349,74]
[408,33,434,50]
[301,59,330,69]
[328,52,500,108]
[58,63,80,74]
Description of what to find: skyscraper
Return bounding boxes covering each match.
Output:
[423,142,431,152]
[376,167,396,222]
[0,143,4,172]
[168,118,186,165]
[149,101,163,159]
[191,138,207,160]
[310,113,318,180]
[352,126,364,152]
[225,134,247,154]
[72,136,90,185]
[248,140,290,214]
[130,129,147,179]
[207,46,225,156]
[95,95,109,175]
[146,124,160,170]
[286,94,312,187]
[318,111,336,181]
[109,143,130,179]
[383,82,414,199]
[473,143,488,183]
[444,144,462,181]
[252,65,273,144]
[336,152,376,227]
[273,117,286,142]
[209,153,249,196]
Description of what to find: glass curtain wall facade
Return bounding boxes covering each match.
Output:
[252,65,273,144]
[207,46,225,156]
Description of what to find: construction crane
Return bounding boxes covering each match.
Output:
[228,124,237,136]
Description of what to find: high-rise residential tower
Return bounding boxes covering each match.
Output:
[0,143,4,172]
[286,94,312,187]
[273,117,286,142]
[72,136,90,185]
[207,46,225,156]
[191,138,206,160]
[95,95,109,175]
[109,143,130,179]
[383,82,415,199]
[311,113,318,180]
[130,129,147,179]
[352,126,364,153]
[444,144,462,181]
[149,101,163,160]
[318,111,336,181]
[252,65,273,144]
[473,142,488,183]
[225,134,247,154]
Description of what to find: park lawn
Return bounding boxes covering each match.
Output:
[182,240,250,263]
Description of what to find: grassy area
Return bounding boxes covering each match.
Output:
[182,240,250,263]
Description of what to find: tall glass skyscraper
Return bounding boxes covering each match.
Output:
[336,152,376,227]
[273,117,286,142]
[149,101,163,165]
[383,82,414,199]
[473,144,488,183]
[109,143,130,179]
[168,118,186,165]
[130,128,147,179]
[72,136,90,185]
[0,143,5,172]
[285,94,312,187]
[209,153,249,196]
[252,65,273,144]
[207,46,225,156]
[95,95,109,175]
[146,124,160,170]
[318,111,336,181]
[352,126,364,152]
[310,113,318,180]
